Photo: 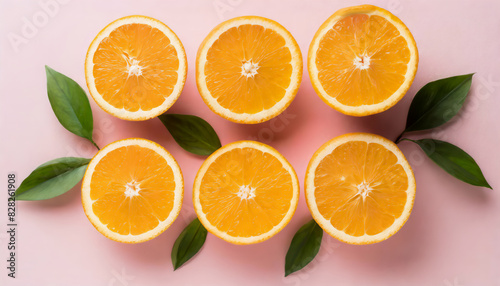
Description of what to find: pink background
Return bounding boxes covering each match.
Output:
[1,0,499,285]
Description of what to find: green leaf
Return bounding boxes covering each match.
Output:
[159,114,221,156]
[45,66,97,148]
[405,74,474,133]
[405,139,491,188]
[16,157,91,200]
[171,218,207,270]
[285,219,323,277]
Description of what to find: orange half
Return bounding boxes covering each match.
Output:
[308,5,418,116]
[196,16,302,124]
[85,16,187,121]
[82,138,183,243]
[193,141,299,244]
[305,133,416,244]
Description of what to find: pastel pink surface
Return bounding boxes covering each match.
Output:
[1,0,499,285]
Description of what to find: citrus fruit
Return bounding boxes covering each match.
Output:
[305,133,416,244]
[85,15,187,121]
[196,16,303,124]
[82,138,183,243]
[308,5,418,116]
[193,141,299,244]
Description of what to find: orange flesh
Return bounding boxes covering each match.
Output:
[313,141,408,236]
[199,147,294,237]
[93,23,179,112]
[316,14,410,106]
[90,145,176,235]
[205,24,293,114]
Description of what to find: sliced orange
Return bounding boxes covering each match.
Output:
[82,138,183,243]
[305,133,416,244]
[196,16,303,124]
[85,16,187,121]
[193,141,299,244]
[308,5,418,116]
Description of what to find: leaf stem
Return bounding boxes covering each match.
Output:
[399,138,416,143]
[394,132,405,144]
[90,140,100,150]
